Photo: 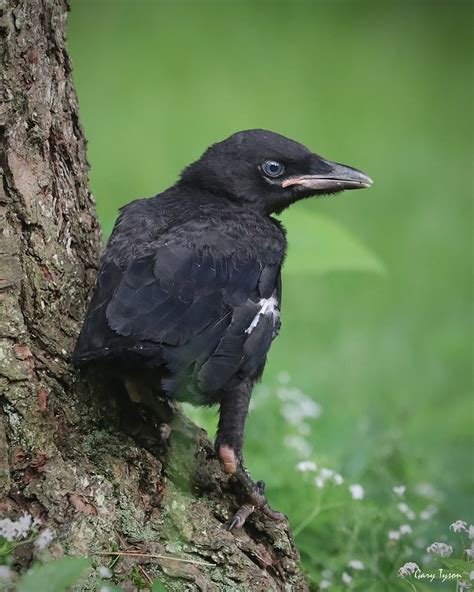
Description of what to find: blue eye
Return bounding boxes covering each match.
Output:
[262,160,285,178]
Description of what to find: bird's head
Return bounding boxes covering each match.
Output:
[180,129,372,214]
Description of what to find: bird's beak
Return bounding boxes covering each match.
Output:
[281,157,373,191]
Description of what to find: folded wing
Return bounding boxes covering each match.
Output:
[73,236,281,398]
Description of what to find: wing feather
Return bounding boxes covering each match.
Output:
[75,233,282,396]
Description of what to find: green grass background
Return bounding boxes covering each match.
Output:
[68,1,472,589]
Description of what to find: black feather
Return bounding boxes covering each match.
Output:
[73,193,285,402]
[74,129,370,405]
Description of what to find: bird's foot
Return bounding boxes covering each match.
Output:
[228,477,285,531]
[217,445,284,530]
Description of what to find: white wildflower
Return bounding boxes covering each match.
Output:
[470,571,474,581]
[458,582,471,591]
[420,510,430,520]
[415,482,437,498]
[469,525,474,540]
[297,423,311,436]
[342,572,352,584]
[321,569,333,579]
[397,562,420,577]
[347,559,364,570]
[276,386,293,401]
[277,386,301,402]
[0,566,12,581]
[426,542,453,557]
[398,502,415,520]
[278,387,322,424]
[296,460,317,472]
[389,530,401,541]
[399,524,412,535]
[281,399,322,425]
[320,580,331,590]
[320,468,334,480]
[284,435,312,457]
[0,513,33,541]
[281,404,300,425]
[313,467,343,488]
[34,528,54,551]
[315,476,325,488]
[349,484,364,500]
[450,520,467,533]
[277,371,290,384]
[300,398,322,419]
[465,546,474,559]
[97,566,112,579]
[393,485,406,497]
[420,505,437,521]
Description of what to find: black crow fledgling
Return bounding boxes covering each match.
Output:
[73,129,372,529]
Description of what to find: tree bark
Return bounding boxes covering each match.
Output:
[0,1,308,590]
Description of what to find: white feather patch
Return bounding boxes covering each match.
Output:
[245,296,280,335]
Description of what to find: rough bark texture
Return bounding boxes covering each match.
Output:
[0,1,308,590]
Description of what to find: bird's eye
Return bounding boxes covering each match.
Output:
[262,160,285,178]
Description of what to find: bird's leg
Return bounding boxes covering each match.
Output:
[215,381,285,530]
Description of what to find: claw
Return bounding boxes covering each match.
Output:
[261,505,285,521]
[228,516,240,532]
[228,503,255,531]
[216,446,285,530]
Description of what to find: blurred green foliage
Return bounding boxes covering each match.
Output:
[68,1,472,589]
[16,557,90,592]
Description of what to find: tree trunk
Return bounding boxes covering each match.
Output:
[0,1,308,590]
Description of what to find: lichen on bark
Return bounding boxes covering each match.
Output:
[0,1,308,589]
